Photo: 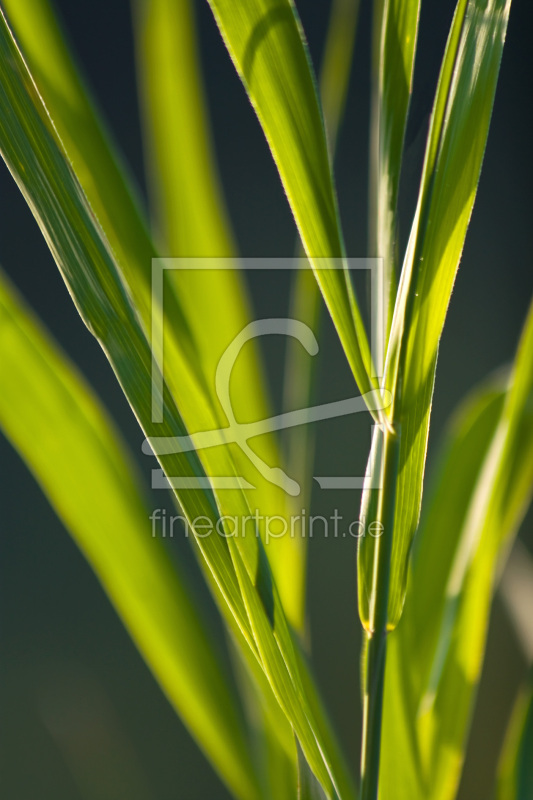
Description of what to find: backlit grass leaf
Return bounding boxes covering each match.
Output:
[283,0,361,612]
[205,0,380,414]
[369,0,421,348]
[0,1,255,654]
[133,0,309,632]
[358,0,513,630]
[0,0,233,484]
[1,0,186,350]
[3,0,308,633]
[0,271,259,800]
[380,295,533,800]
[0,14,353,796]
[497,678,533,800]
[133,0,234,259]
[378,376,505,800]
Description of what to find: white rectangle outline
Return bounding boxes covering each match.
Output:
[150,257,384,491]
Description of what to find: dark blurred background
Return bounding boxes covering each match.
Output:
[0,0,532,798]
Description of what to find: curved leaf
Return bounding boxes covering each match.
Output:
[380,295,533,800]
[204,0,380,413]
[368,0,421,351]
[4,0,309,635]
[282,0,361,620]
[0,271,259,800]
[133,0,308,633]
[497,677,533,800]
[359,0,513,629]
[0,14,354,796]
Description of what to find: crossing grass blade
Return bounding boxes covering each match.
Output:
[133,0,308,633]
[319,0,360,148]
[229,644,298,800]
[133,0,234,259]
[0,13,354,796]
[3,0,305,632]
[204,0,382,417]
[282,0,361,620]
[358,0,513,630]
[377,376,505,799]
[368,0,421,351]
[0,0,226,458]
[0,0,256,665]
[497,677,533,800]
[379,295,533,800]
[1,0,167,339]
[0,270,259,800]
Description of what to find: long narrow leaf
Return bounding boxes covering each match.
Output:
[0,0,258,716]
[0,14,354,796]
[2,0,170,340]
[133,0,307,633]
[380,295,533,800]
[0,271,259,800]
[282,0,361,623]
[359,0,513,629]
[497,677,533,800]
[204,0,380,415]
[368,0,421,351]
[133,0,233,257]
[4,0,307,637]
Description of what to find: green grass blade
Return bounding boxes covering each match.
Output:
[133,0,308,634]
[282,0,361,623]
[0,0,256,674]
[402,378,507,700]
[0,270,259,800]
[380,296,533,800]
[133,0,233,257]
[358,0,513,630]
[319,0,360,148]
[2,0,162,334]
[230,645,298,800]
[369,0,421,353]
[228,537,356,800]
[2,0,306,634]
[0,15,353,795]
[497,677,533,800]
[204,0,380,414]
[420,300,533,800]
[377,376,506,799]
[1,0,221,441]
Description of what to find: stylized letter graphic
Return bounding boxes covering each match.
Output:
[144,319,390,495]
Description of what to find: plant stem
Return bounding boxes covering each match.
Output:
[360,426,400,800]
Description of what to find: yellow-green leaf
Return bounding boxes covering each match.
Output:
[369,0,421,349]
[497,677,533,800]
[282,0,361,611]
[0,13,354,795]
[380,296,533,800]
[0,270,259,800]
[359,0,513,629]
[133,0,308,633]
[205,0,380,414]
